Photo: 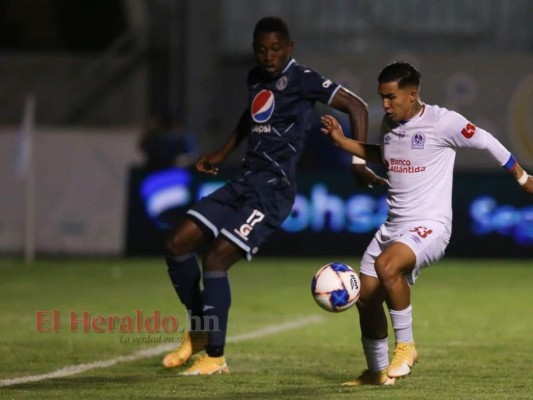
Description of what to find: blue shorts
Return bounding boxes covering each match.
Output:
[187,179,294,260]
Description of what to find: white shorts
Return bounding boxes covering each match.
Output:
[360,220,451,285]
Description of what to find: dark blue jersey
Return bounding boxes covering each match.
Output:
[240,58,340,189]
[189,59,341,257]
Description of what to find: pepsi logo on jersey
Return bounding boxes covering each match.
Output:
[251,125,271,133]
[251,90,275,123]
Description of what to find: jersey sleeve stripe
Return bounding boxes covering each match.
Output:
[327,85,342,105]
[502,154,517,171]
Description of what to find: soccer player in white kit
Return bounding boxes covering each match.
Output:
[320,62,533,386]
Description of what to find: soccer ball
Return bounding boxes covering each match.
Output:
[311,262,360,312]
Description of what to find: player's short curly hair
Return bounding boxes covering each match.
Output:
[253,16,291,42]
[378,62,421,88]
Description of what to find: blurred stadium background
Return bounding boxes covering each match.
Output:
[0,0,531,260]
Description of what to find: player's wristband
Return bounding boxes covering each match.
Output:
[352,155,366,165]
[517,170,529,186]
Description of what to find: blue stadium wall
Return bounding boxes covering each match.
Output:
[125,167,533,258]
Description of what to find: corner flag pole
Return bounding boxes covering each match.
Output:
[17,94,36,263]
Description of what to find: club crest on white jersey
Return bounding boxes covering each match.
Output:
[411,132,426,149]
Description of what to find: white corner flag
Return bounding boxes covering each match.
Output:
[17,94,36,263]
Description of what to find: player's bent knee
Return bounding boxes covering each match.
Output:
[166,219,206,256]
[203,239,243,272]
[166,236,179,254]
[166,231,190,255]
[374,258,400,284]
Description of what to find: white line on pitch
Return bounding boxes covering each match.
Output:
[0,315,324,388]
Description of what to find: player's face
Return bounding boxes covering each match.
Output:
[253,32,294,78]
[378,81,418,122]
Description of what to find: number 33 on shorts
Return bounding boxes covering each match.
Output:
[409,226,433,238]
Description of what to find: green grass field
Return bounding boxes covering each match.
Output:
[0,257,532,399]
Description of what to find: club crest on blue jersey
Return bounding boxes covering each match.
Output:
[251,90,275,123]
[276,76,288,90]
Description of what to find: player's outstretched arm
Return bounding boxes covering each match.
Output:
[196,111,250,175]
[329,88,368,144]
[320,115,383,165]
[329,88,387,187]
[472,128,533,194]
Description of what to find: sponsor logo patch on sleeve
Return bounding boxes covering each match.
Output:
[461,122,477,139]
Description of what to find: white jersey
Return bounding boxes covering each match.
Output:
[380,103,511,227]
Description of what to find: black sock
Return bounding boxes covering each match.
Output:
[202,271,231,357]
[166,254,203,331]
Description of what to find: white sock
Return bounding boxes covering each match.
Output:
[361,336,389,372]
[389,305,413,343]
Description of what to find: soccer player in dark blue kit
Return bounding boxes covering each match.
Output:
[162,16,386,375]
